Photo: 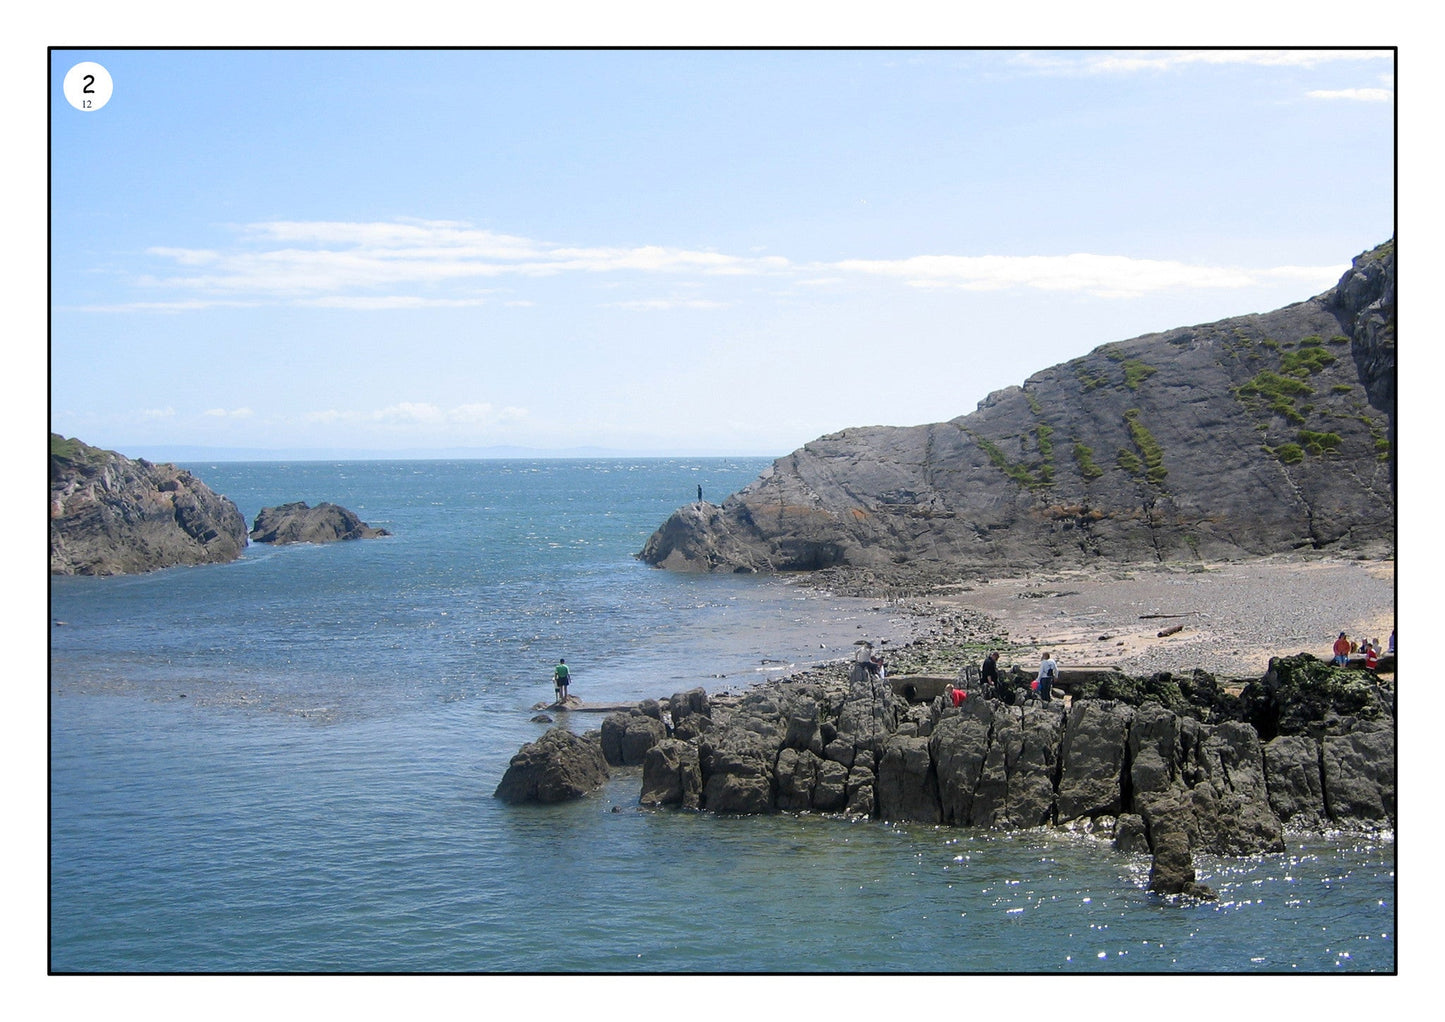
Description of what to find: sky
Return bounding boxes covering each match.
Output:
[47,45,1396,459]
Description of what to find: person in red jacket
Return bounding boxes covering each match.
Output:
[1332,632,1351,666]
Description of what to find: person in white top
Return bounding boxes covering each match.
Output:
[1036,652,1058,703]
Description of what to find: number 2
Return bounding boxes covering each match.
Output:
[82,73,95,94]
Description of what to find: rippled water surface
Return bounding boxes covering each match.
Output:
[49,460,1395,973]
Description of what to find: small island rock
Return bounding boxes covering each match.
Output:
[250,501,390,544]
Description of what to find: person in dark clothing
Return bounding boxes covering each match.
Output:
[980,651,1001,699]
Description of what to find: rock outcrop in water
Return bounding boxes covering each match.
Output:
[494,727,610,804]
[49,434,249,576]
[249,502,391,544]
[499,655,1394,898]
[640,241,1395,577]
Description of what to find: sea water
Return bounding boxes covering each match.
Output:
[48,459,1395,973]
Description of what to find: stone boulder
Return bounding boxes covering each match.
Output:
[494,727,609,804]
[669,687,712,721]
[1056,700,1134,823]
[1262,733,1327,830]
[600,712,667,767]
[249,501,390,544]
[775,747,827,812]
[640,739,703,809]
[1113,813,1150,854]
[1147,824,1217,900]
[1321,722,1395,826]
[700,731,776,814]
[49,434,248,575]
[1181,719,1285,854]
[929,704,993,827]
[968,701,1064,830]
[876,735,940,824]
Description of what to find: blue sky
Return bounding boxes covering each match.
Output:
[49,47,1395,458]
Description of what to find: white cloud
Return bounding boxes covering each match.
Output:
[129,220,793,304]
[101,218,1355,311]
[297,295,490,310]
[1013,49,1393,75]
[77,299,260,313]
[374,402,446,425]
[1307,88,1393,102]
[831,252,1346,298]
[302,401,530,430]
[140,406,175,419]
[604,298,730,310]
[203,407,254,418]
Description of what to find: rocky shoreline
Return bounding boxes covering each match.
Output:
[496,554,1395,899]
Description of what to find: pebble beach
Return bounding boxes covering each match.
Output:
[860,554,1395,684]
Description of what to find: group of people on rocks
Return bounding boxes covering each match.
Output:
[1331,630,1394,670]
[942,649,1060,707]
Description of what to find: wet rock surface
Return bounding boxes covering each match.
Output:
[500,651,1394,898]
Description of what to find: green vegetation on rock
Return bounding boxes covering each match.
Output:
[1297,429,1342,456]
[1116,448,1144,476]
[1072,442,1104,480]
[1272,443,1304,465]
[1121,359,1157,391]
[1280,345,1337,378]
[50,434,110,468]
[968,430,1051,490]
[1075,365,1111,392]
[1236,370,1314,424]
[1122,409,1168,485]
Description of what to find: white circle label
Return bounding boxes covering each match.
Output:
[63,62,113,112]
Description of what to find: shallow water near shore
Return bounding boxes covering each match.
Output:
[49,459,1395,973]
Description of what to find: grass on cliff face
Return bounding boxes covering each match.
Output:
[968,430,1051,490]
[1122,409,1168,485]
[49,434,110,468]
[1121,359,1157,391]
[1072,442,1105,480]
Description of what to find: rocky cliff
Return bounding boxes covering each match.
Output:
[640,241,1396,576]
[49,434,249,575]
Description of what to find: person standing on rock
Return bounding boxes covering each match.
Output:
[1036,652,1057,703]
[697,484,703,503]
[1332,632,1351,666]
[980,651,1001,700]
[554,659,571,704]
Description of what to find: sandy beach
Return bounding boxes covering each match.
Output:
[899,554,1395,684]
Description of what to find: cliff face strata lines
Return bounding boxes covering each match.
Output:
[49,434,248,576]
[640,241,1396,575]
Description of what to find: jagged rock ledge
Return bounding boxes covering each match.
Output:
[495,654,1394,899]
[249,502,391,544]
[50,434,248,576]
